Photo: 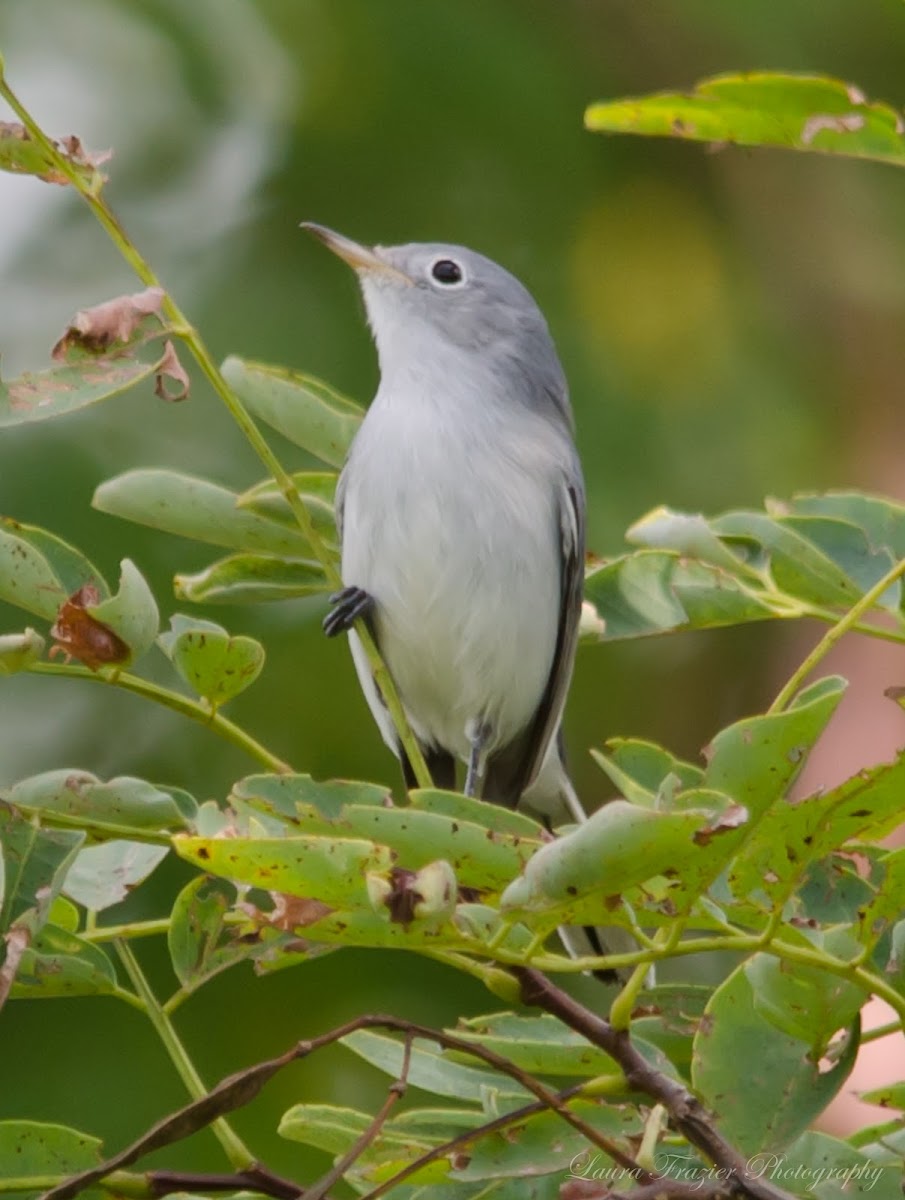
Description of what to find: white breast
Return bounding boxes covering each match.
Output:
[339,367,564,765]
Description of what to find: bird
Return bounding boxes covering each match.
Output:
[303,223,587,834]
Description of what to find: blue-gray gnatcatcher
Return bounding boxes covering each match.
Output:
[304,224,632,979]
[303,224,586,832]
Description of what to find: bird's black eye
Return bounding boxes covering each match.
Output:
[430,258,464,285]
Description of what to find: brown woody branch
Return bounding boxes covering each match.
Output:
[515,967,796,1200]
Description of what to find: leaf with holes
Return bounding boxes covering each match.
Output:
[692,962,860,1155]
[174,834,394,908]
[158,615,264,707]
[586,73,905,167]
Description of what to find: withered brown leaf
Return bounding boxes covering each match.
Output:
[50,584,129,671]
[154,339,190,402]
[52,287,166,359]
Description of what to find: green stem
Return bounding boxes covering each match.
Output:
[860,1018,904,1045]
[806,607,905,646]
[114,941,254,1170]
[770,555,905,713]
[498,932,763,973]
[83,917,173,943]
[28,660,291,773]
[608,926,675,1031]
[768,937,905,1024]
[13,806,171,846]
[112,985,149,1013]
[0,75,432,791]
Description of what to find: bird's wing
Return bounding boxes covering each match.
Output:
[483,475,585,807]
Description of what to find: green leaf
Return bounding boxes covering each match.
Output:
[296,804,542,891]
[592,738,703,807]
[860,1082,905,1110]
[0,1120,102,1198]
[692,963,859,1155]
[231,773,390,823]
[0,629,45,675]
[631,984,711,1071]
[451,1102,641,1184]
[237,471,339,544]
[85,559,159,665]
[780,1131,901,1200]
[586,73,905,167]
[583,549,778,641]
[174,834,394,908]
[730,751,905,905]
[63,842,169,911]
[409,789,545,839]
[5,769,190,832]
[340,1029,529,1101]
[93,469,314,557]
[855,846,905,955]
[168,875,257,989]
[0,121,107,189]
[499,794,738,924]
[279,1103,437,1155]
[745,934,867,1053]
[625,507,760,576]
[0,527,70,620]
[158,615,265,706]
[221,357,363,467]
[0,804,84,936]
[709,511,864,609]
[452,1012,618,1076]
[0,352,161,429]
[175,554,328,603]
[789,492,905,559]
[11,924,116,999]
[0,519,109,599]
[704,676,846,828]
[278,1103,487,1192]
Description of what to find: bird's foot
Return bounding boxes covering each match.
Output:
[323,586,375,637]
[464,719,492,796]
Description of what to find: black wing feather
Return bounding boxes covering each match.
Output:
[483,478,585,807]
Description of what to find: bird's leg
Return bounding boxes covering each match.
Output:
[323,586,375,637]
[464,719,492,797]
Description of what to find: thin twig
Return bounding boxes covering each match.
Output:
[515,968,796,1200]
[562,1180,739,1200]
[143,1168,301,1200]
[28,660,292,774]
[769,554,905,713]
[306,1033,413,1200]
[359,1080,596,1200]
[0,73,432,790]
[41,1014,641,1200]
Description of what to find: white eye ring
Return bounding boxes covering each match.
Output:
[428,257,467,288]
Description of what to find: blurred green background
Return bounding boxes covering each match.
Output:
[2,0,905,1180]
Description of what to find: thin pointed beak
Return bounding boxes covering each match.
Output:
[301,222,411,283]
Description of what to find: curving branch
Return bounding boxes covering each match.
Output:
[515,968,796,1200]
[40,1013,642,1200]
